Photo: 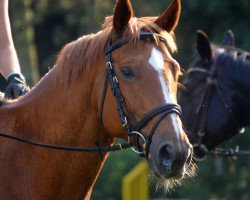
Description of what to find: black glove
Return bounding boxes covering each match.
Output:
[4,73,30,99]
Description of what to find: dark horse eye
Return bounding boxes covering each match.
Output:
[121,67,134,80]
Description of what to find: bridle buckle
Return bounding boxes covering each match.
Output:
[122,117,128,127]
[206,77,216,85]
[128,131,147,154]
[113,76,118,83]
[198,131,205,137]
[106,61,112,69]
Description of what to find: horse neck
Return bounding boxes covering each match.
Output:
[0,59,114,198]
[221,55,250,126]
[1,67,100,140]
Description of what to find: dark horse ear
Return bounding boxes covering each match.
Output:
[154,0,181,32]
[221,30,235,46]
[113,0,133,37]
[197,30,212,65]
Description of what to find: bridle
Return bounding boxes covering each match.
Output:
[186,58,243,160]
[101,32,182,157]
[0,32,181,159]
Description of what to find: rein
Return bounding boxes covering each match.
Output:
[208,146,250,160]
[0,131,130,159]
[186,60,245,160]
[0,32,181,159]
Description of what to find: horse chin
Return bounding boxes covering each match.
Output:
[148,167,182,193]
[147,155,184,179]
[147,156,196,192]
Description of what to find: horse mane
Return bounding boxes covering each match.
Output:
[190,43,250,70]
[214,45,250,69]
[214,45,250,86]
[54,16,177,84]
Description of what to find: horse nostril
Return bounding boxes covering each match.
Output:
[159,144,173,172]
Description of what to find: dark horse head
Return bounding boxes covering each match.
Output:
[179,30,250,160]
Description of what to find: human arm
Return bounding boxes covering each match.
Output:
[0,0,29,98]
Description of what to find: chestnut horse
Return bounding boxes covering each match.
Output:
[0,0,193,199]
[179,30,250,160]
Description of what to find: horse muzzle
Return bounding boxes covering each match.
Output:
[148,142,193,179]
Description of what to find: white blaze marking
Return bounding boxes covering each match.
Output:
[148,47,180,139]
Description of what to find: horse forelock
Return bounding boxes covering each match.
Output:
[54,16,177,84]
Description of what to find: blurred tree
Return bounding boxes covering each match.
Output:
[0,0,40,91]
[31,0,89,75]
[10,0,40,85]
[175,0,250,68]
[86,0,95,31]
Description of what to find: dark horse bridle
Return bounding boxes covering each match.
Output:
[0,32,181,159]
[186,58,243,160]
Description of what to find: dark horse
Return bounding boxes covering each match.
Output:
[179,29,250,160]
[0,0,194,199]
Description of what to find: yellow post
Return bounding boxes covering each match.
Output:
[122,161,149,200]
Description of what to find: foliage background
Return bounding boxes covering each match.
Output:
[2,0,250,199]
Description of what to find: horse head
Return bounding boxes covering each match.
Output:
[98,0,194,184]
[179,30,249,160]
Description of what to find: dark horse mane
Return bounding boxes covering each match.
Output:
[54,16,177,85]
[213,45,250,90]
[188,41,250,95]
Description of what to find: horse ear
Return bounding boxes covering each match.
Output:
[197,30,212,65]
[113,0,133,37]
[154,0,181,33]
[221,30,235,46]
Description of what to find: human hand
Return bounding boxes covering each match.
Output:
[4,73,30,99]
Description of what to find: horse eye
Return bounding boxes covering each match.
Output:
[121,68,134,79]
